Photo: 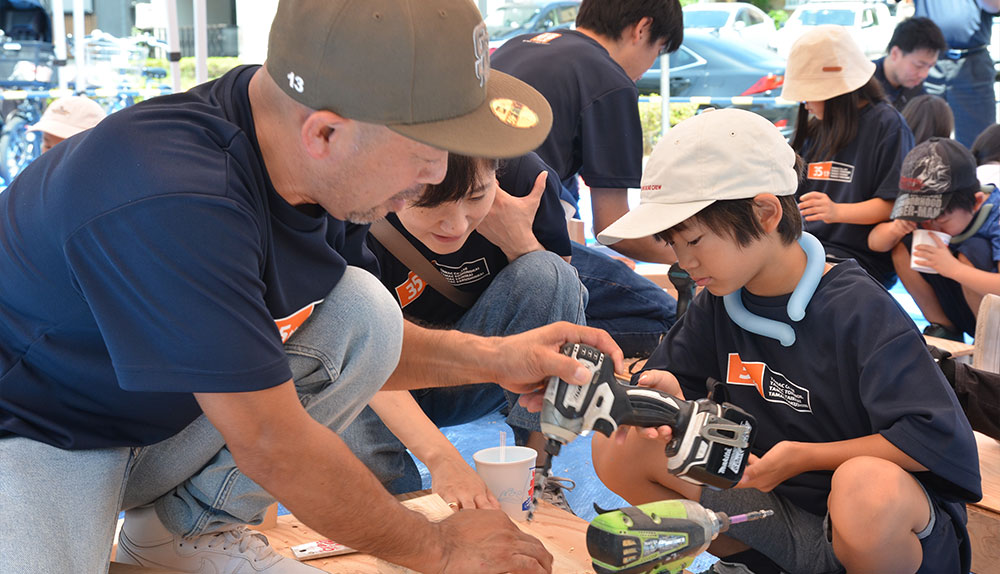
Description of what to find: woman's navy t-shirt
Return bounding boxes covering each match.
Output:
[368,152,571,326]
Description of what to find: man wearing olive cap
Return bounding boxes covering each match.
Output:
[0,1,622,573]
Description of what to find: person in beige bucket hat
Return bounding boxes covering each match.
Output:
[27,95,106,153]
[0,1,625,573]
[784,25,916,288]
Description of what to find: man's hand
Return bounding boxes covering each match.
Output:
[428,453,499,511]
[433,510,554,574]
[477,171,547,261]
[495,322,624,411]
[798,192,841,223]
[913,234,961,276]
[736,441,803,492]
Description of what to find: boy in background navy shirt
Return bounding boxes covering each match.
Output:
[592,109,980,574]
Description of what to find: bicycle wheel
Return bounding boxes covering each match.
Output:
[0,114,41,184]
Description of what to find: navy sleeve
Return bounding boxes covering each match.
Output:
[871,107,914,202]
[853,319,982,502]
[578,87,644,189]
[64,195,292,393]
[500,153,572,258]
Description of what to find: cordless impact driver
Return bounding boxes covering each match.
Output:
[531,343,756,519]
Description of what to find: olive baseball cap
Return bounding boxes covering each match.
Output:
[265,0,552,158]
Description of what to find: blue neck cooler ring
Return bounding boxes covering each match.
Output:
[722,232,825,347]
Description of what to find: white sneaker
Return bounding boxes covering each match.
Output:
[117,505,322,573]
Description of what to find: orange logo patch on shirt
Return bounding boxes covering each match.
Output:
[725,353,813,413]
[807,161,854,183]
[275,300,322,343]
[395,271,426,308]
[527,32,562,44]
[726,353,766,394]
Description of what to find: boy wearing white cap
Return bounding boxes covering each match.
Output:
[28,95,105,153]
[591,108,980,573]
[785,25,915,289]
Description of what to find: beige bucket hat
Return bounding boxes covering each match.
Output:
[780,25,876,102]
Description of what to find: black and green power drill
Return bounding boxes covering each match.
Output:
[587,499,773,574]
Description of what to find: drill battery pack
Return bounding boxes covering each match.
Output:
[665,398,756,490]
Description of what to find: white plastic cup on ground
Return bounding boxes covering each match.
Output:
[473,445,536,521]
[910,229,952,274]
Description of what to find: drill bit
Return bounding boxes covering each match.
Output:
[727,509,774,525]
[527,439,562,522]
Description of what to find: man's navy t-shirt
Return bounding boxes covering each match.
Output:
[873,57,925,111]
[369,153,571,326]
[492,30,643,208]
[797,102,914,286]
[0,65,373,449]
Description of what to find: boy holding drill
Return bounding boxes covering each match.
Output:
[591,109,980,573]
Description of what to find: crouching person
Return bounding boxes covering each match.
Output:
[591,109,981,574]
[341,151,587,512]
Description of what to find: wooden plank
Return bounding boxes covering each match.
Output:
[923,335,975,358]
[261,493,596,573]
[973,294,1000,374]
[969,505,1000,574]
[975,431,1000,514]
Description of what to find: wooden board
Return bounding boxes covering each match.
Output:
[261,493,596,573]
[969,505,1000,574]
[923,335,975,358]
[973,294,1000,373]
[975,431,1000,514]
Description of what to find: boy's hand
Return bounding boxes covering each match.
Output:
[613,369,683,445]
[736,441,803,492]
[798,192,841,223]
[890,219,918,240]
[912,234,961,277]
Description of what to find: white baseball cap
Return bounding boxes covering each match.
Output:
[780,25,875,103]
[598,108,798,244]
[28,96,106,139]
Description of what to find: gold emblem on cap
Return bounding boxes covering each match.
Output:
[490,99,538,129]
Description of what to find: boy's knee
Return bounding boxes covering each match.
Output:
[830,457,912,526]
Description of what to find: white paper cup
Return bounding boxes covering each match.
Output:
[473,445,536,521]
[911,229,952,274]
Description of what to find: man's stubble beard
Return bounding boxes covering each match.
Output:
[344,184,425,224]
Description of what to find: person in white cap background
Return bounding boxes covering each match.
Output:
[27,95,106,153]
[785,25,915,289]
[0,0,626,573]
[590,108,980,574]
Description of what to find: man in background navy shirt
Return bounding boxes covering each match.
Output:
[874,17,946,111]
[914,0,1000,147]
[493,0,684,357]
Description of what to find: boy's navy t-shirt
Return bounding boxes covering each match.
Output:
[797,102,914,286]
[645,260,981,518]
[0,65,374,449]
[492,30,643,208]
[369,152,571,326]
